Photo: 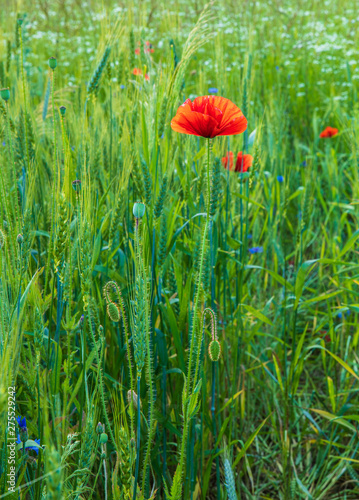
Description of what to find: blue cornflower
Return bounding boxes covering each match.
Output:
[337,312,343,319]
[301,160,307,167]
[120,84,125,89]
[345,309,351,317]
[161,133,164,139]
[247,233,252,239]
[275,66,280,71]
[208,88,218,94]
[71,146,75,151]
[2,141,5,146]
[16,435,41,454]
[16,416,27,429]
[249,246,263,254]
[277,175,284,183]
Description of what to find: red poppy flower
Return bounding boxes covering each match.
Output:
[222,151,253,172]
[222,151,234,170]
[133,68,142,76]
[319,126,338,138]
[171,96,247,138]
[145,73,150,81]
[135,48,140,55]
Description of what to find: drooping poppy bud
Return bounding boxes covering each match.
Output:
[208,340,221,361]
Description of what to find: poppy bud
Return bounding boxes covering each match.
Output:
[127,389,141,409]
[100,432,108,444]
[17,234,23,245]
[0,88,10,101]
[96,422,104,434]
[133,202,146,219]
[107,302,120,322]
[48,57,57,70]
[208,340,221,362]
[59,106,66,116]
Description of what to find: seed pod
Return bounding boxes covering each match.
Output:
[133,201,146,219]
[48,57,57,70]
[0,88,10,101]
[100,433,108,444]
[107,302,120,322]
[208,339,221,362]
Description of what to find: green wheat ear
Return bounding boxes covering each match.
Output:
[223,457,238,500]
[46,447,63,500]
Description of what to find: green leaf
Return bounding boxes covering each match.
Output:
[232,414,270,467]
[246,265,294,291]
[310,346,359,381]
[339,228,359,257]
[161,296,186,373]
[294,259,318,309]
[51,342,62,395]
[242,304,273,326]
[311,409,357,432]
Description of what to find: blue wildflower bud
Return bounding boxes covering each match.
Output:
[96,422,104,434]
[277,175,284,183]
[0,88,10,101]
[133,201,146,219]
[208,87,218,94]
[72,179,81,192]
[48,57,57,70]
[19,426,28,443]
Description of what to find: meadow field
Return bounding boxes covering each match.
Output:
[1,0,359,498]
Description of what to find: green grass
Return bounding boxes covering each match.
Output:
[0,0,359,499]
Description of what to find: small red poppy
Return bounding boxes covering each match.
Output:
[171,96,247,138]
[133,68,142,76]
[135,48,140,55]
[319,126,338,138]
[222,151,253,173]
[145,73,150,81]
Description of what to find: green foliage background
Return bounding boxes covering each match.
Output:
[0,0,359,498]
